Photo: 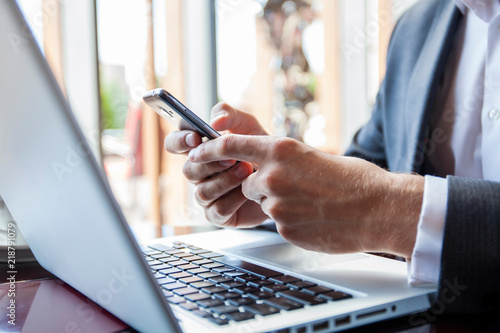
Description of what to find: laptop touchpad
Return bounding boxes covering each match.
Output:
[236,243,367,272]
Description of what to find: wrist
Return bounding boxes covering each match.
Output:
[386,173,424,257]
[363,173,424,257]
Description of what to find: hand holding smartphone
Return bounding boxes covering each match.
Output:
[143,88,220,140]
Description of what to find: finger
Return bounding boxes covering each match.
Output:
[188,134,273,165]
[241,171,267,203]
[194,162,253,204]
[204,187,248,226]
[183,159,237,183]
[210,102,267,135]
[164,130,202,154]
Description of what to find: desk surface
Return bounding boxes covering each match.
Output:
[1,261,499,333]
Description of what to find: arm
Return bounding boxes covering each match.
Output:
[188,134,424,257]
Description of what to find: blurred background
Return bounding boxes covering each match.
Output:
[8,0,419,245]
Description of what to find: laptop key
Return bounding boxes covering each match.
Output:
[197,298,224,308]
[190,281,215,289]
[162,290,174,298]
[179,302,199,311]
[143,249,163,255]
[243,303,281,316]
[159,267,182,275]
[173,287,199,296]
[157,277,175,285]
[170,272,192,279]
[207,317,229,326]
[179,276,203,284]
[168,260,190,267]
[159,257,180,263]
[248,279,274,288]
[152,263,174,271]
[201,262,225,269]
[233,286,259,295]
[150,253,172,260]
[262,284,290,293]
[288,281,316,289]
[201,286,227,294]
[235,274,261,283]
[192,308,212,318]
[277,289,327,306]
[264,297,303,311]
[223,271,246,278]
[213,267,235,273]
[210,304,240,315]
[190,248,211,255]
[209,276,232,284]
[224,310,255,322]
[176,263,199,271]
[184,292,212,302]
[173,252,194,258]
[162,282,187,291]
[213,292,240,300]
[166,296,185,304]
[214,256,283,278]
[303,286,334,295]
[182,255,204,262]
[319,291,352,301]
[220,281,245,289]
[227,297,255,306]
[192,259,213,266]
[248,291,274,300]
[187,267,210,275]
[165,249,184,255]
[198,272,221,279]
[271,275,301,284]
[200,252,224,259]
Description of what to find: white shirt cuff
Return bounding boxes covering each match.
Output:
[408,175,448,286]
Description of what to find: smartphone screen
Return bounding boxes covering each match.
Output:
[143,88,220,139]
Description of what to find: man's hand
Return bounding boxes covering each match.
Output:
[164,103,269,228]
[188,134,425,258]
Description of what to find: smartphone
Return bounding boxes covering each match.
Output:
[143,88,221,139]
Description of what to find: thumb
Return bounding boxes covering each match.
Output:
[210,102,267,135]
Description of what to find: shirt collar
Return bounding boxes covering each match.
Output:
[454,0,500,23]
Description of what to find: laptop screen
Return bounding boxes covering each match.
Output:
[0,2,180,332]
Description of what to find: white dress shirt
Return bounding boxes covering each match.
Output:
[409,0,500,285]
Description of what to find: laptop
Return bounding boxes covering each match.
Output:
[0,2,436,332]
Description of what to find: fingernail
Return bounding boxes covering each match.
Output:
[234,163,249,179]
[186,133,196,147]
[220,160,235,167]
[210,112,228,125]
[188,148,197,161]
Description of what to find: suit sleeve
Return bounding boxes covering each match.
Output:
[344,84,388,170]
[439,176,500,314]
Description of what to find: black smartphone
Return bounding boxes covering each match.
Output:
[143,88,221,139]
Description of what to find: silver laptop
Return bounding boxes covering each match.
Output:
[0,2,436,332]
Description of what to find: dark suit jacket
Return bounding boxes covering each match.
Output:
[345,0,500,314]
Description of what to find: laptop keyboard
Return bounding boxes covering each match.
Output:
[142,241,352,326]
